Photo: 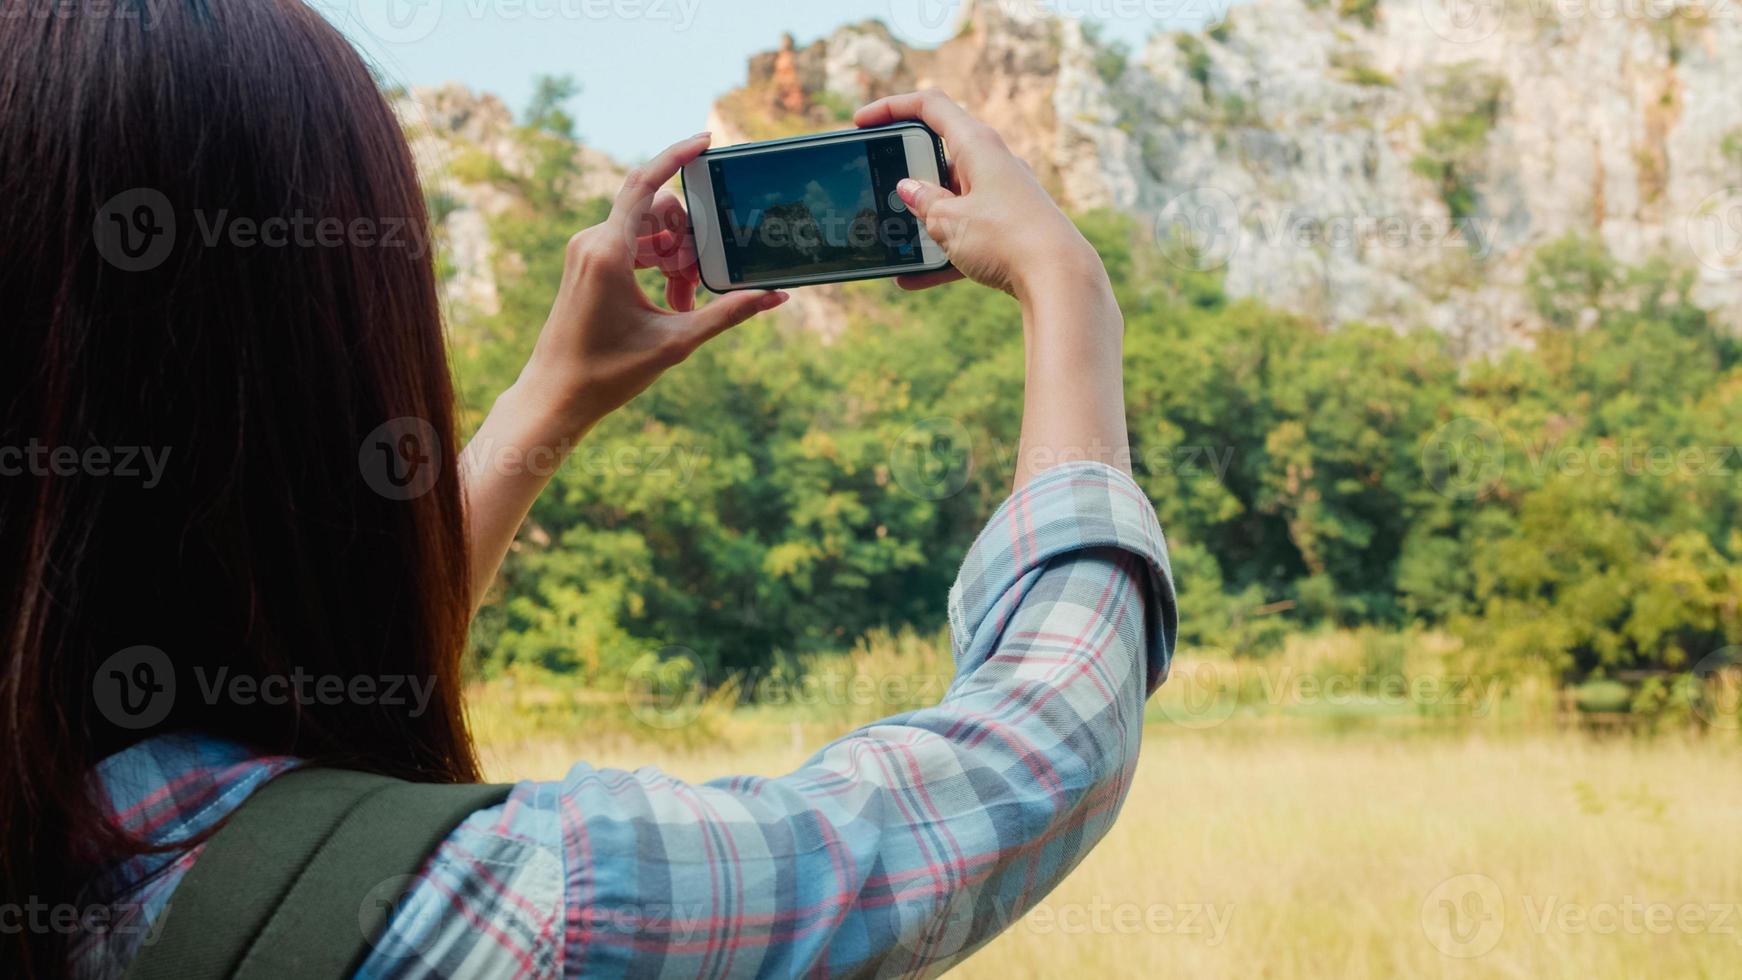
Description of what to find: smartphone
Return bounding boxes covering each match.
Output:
[681,123,952,292]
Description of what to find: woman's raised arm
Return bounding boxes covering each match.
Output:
[459,135,788,607]
[854,89,1131,490]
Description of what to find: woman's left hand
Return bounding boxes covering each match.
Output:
[462,134,786,607]
[513,132,788,438]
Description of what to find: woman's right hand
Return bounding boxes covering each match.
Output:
[853,90,1109,302]
[461,134,786,607]
[516,133,787,439]
[857,90,1131,489]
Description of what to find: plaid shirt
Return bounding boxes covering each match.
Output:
[77,460,1176,979]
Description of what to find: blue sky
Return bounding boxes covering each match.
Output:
[320,0,1220,162]
[720,139,877,245]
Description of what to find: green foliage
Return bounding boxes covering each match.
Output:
[1217,93,1257,126]
[1722,127,1742,171]
[1332,50,1394,88]
[448,147,511,185]
[1411,64,1505,221]
[449,110,1742,693]
[1526,234,1615,328]
[1080,20,1130,87]
[1439,261,1742,681]
[425,190,461,227]
[1336,0,1381,28]
[812,90,856,123]
[1574,679,1631,713]
[1093,44,1130,87]
[524,74,580,139]
[1344,65,1394,88]
[1175,34,1213,93]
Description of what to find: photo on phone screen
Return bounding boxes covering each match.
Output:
[710,136,920,281]
[684,125,950,290]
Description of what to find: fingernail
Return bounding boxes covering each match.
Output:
[897,179,920,197]
[766,290,790,308]
[691,131,712,142]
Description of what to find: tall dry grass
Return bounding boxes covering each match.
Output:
[471,631,1742,977]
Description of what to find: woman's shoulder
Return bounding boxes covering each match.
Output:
[75,733,301,977]
[358,778,566,977]
[79,733,565,980]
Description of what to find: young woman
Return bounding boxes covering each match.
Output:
[0,2,1175,977]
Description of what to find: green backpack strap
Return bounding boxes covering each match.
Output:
[124,766,513,980]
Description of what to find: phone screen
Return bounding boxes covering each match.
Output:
[707,135,925,284]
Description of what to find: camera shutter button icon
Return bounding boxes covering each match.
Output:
[888,189,908,213]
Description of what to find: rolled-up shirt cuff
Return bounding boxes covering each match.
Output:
[947,460,1178,694]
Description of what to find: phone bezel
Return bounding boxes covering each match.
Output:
[681,122,951,292]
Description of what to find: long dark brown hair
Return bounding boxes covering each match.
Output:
[0,0,480,974]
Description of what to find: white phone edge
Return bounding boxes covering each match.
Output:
[682,128,948,292]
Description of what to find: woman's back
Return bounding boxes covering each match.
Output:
[81,454,1172,977]
[2,4,1172,976]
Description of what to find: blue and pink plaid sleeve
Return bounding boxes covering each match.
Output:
[78,461,1174,980]
[378,459,1176,979]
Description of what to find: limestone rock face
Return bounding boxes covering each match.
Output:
[708,0,1742,348]
[402,2,1742,348]
[393,83,627,318]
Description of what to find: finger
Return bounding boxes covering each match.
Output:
[854,90,989,149]
[896,177,958,222]
[634,230,697,275]
[666,270,697,313]
[894,268,965,291]
[679,289,788,345]
[650,190,690,237]
[610,132,711,237]
[649,191,701,297]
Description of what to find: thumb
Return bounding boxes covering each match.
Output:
[681,289,790,345]
[896,178,957,223]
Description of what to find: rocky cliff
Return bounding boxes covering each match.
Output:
[403,0,1742,349]
[394,83,628,318]
[708,0,1742,349]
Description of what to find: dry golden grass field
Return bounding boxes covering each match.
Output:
[477,727,1742,978]
[471,638,1742,978]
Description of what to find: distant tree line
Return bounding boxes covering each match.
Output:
[447,88,1742,691]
